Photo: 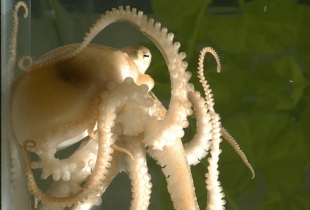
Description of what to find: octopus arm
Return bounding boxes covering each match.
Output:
[20,81,129,207]
[148,140,199,210]
[8,1,256,209]
[147,91,202,209]
[9,3,31,209]
[70,146,124,210]
[184,91,213,165]
[197,47,254,179]
[10,134,31,210]
[38,180,81,210]
[124,135,152,210]
[221,127,255,179]
[8,1,28,83]
[205,113,225,210]
[195,47,226,209]
[28,6,193,150]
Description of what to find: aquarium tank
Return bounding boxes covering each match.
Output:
[1,0,310,209]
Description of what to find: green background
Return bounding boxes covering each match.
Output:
[149,0,310,209]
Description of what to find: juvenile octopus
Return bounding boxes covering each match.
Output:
[9,1,254,210]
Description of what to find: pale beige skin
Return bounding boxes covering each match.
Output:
[12,44,154,150]
[9,2,254,210]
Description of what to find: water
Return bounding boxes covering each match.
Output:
[2,0,310,210]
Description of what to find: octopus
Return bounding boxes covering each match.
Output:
[9,1,255,210]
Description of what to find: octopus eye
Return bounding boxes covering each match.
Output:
[142,52,151,62]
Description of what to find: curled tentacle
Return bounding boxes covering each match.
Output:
[9,1,29,83]
[197,47,221,112]
[197,47,226,209]
[18,56,32,71]
[198,47,255,179]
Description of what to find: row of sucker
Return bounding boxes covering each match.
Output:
[70,145,124,209]
[184,91,213,166]
[197,47,221,112]
[21,79,137,207]
[9,1,255,209]
[96,77,154,208]
[26,5,192,151]
[197,48,226,209]
[8,1,28,84]
[221,127,255,179]
[28,97,99,183]
[205,114,225,210]
[31,140,97,183]
[9,5,31,209]
[124,135,152,210]
[114,78,154,137]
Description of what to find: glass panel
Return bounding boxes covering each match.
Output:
[1,1,31,209]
